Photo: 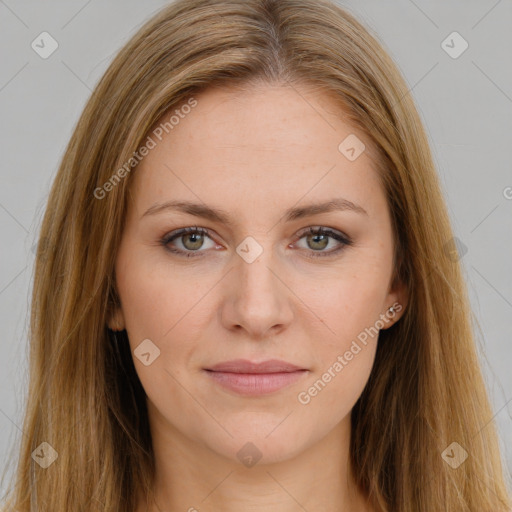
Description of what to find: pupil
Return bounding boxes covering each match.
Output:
[185,233,202,249]
[309,234,328,250]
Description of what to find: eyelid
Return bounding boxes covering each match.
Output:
[294,225,350,241]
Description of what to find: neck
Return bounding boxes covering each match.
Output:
[138,407,375,512]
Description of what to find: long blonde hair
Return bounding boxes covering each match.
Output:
[2,0,511,510]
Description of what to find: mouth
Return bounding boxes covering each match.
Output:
[203,359,309,396]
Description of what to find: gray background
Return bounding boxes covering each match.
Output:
[1,0,511,497]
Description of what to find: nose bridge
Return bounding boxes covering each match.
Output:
[223,233,293,335]
[235,234,281,302]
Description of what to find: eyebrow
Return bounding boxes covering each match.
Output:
[141,197,368,225]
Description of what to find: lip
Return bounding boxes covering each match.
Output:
[206,359,305,373]
[204,359,308,396]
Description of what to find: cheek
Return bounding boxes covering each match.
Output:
[296,280,381,420]
[118,270,171,343]
[117,248,200,342]
[293,257,387,407]
[116,251,218,391]
[305,264,388,350]
[115,256,202,406]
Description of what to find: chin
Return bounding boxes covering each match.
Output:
[202,421,312,468]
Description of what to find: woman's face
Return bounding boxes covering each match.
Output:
[110,83,406,466]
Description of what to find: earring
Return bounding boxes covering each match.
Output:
[388,306,395,314]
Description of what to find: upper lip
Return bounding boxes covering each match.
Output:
[205,359,305,374]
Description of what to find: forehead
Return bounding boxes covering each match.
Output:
[129,83,384,221]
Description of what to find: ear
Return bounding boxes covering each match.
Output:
[107,304,126,331]
[381,273,409,329]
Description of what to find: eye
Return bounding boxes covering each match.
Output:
[293,226,352,258]
[161,226,218,258]
[160,225,353,259]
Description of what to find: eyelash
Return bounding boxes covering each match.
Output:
[160,226,353,259]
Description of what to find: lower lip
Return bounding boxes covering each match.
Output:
[204,370,308,396]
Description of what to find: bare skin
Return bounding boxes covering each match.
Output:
[109,82,407,512]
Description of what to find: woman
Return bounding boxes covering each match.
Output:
[2,0,511,510]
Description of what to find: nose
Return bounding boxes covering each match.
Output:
[220,245,294,339]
